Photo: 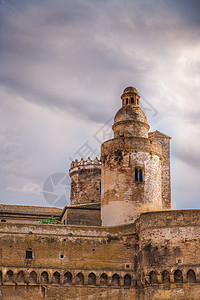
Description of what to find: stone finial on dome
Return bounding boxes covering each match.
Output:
[121,86,140,107]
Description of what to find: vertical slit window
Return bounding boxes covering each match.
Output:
[135,168,143,182]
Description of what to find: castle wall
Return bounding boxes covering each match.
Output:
[0,222,137,299]
[132,210,200,300]
[101,137,162,226]
[61,206,101,226]
[0,205,62,224]
[1,210,200,299]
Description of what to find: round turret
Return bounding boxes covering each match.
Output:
[69,157,101,205]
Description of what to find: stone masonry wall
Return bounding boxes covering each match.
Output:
[149,131,171,210]
[1,210,200,299]
[101,137,162,226]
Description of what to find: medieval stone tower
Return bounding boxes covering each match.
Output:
[69,157,101,205]
[101,86,171,226]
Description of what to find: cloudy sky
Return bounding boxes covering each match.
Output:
[1,0,200,210]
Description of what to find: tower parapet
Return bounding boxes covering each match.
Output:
[69,157,101,206]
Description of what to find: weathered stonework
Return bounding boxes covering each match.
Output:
[1,210,200,299]
[149,131,171,210]
[69,157,101,205]
[2,85,199,300]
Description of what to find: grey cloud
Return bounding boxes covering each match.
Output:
[0,0,200,208]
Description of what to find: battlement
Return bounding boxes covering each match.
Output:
[69,157,101,172]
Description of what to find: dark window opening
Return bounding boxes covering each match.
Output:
[126,98,128,104]
[60,254,64,258]
[124,274,131,287]
[64,272,72,285]
[100,273,108,286]
[25,250,33,260]
[174,270,183,283]
[135,168,143,182]
[149,271,158,284]
[126,264,130,268]
[53,271,60,284]
[131,98,134,104]
[100,182,101,195]
[41,271,48,284]
[88,272,96,285]
[76,272,84,285]
[1,219,6,222]
[112,274,120,287]
[63,220,65,225]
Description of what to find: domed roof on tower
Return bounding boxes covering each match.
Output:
[112,86,149,138]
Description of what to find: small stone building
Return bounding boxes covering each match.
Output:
[0,86,199,300]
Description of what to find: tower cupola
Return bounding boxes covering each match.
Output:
[112,86,150,139]
[121,86,140,107]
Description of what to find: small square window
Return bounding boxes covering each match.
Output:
[25,250,33,260]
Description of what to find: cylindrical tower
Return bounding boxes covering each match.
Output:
[69,157,101,205]
[101,87,163,226]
